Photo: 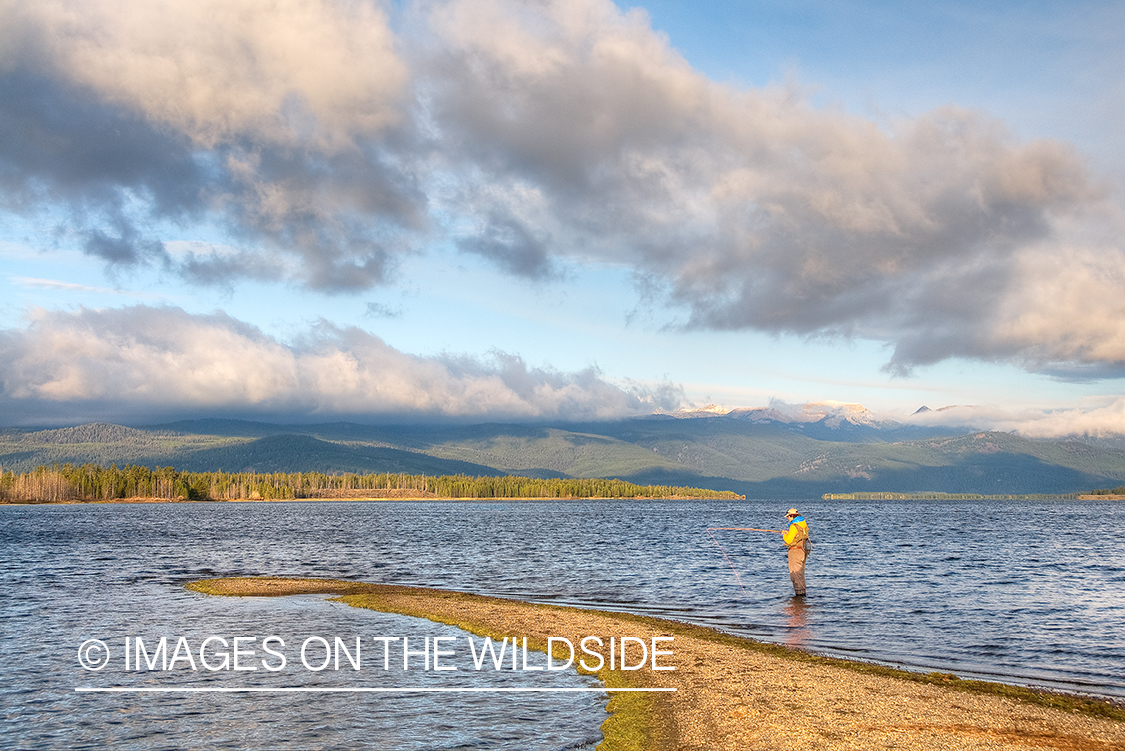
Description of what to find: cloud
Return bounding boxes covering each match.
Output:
[419,0,1122,375]
[12,277,118,294]
[7,0,407,149]
[0,0,422,289]
[905,400,1125,439]
[0,305,681,424]
[364,301,403,318]
[1,0,1124,375]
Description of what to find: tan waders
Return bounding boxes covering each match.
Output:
[788,544,807,596]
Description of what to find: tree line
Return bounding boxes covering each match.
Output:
[0,463,743,503]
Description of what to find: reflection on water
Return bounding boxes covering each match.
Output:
[3,497,1124,748]
[782,597,810,649]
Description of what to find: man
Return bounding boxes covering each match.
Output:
[782,508,810,596]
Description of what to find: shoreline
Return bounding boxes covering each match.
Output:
[187,576,1125,751]
[0,495,730,505]
[6,494,1123,505]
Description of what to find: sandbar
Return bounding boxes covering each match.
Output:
[187,577,1125,751]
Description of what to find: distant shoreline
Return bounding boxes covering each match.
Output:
[822,492,1124,501]
[5,494,1123,505]
[0,494,724,505]
[188,576,1125,751]
[0,465,744,504]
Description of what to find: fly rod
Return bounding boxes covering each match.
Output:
[706,527,782,594]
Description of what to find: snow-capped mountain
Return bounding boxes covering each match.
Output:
[660,400,984,441]
[672,401,888,427]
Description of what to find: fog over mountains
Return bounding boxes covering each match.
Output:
[4,402,1124,498]
[669,400,1125,446]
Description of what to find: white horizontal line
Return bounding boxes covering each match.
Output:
[76,687,675,694]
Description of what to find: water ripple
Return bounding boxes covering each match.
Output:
[3,497,1124,749]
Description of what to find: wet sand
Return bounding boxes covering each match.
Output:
[187,577,1125,751]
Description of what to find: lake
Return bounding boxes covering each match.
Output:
[2,498,1123,749]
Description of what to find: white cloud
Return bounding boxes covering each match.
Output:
[0,305,681,423]
[12,277,119,294]
[10,0,407,150]
[1,0,421,289]
[421,0,1120,374]
[905,399,1125,439]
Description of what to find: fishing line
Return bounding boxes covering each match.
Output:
[706,527,781,595]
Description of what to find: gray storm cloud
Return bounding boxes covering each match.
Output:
[2,0,1124,374]
[0,306,680,423]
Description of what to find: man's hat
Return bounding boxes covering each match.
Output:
[786,508,799,517]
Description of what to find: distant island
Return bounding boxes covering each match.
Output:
[0,463,744,504]
[823,487,1125,501]
[823,492,1080,500]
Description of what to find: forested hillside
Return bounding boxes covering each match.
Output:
[3,416,1124,498]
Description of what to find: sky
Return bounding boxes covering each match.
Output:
[1,0,1124,435]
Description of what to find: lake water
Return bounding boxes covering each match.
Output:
[2,498,1123,749]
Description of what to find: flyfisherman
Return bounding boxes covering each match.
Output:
[783,508,810,596]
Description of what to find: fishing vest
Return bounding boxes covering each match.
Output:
[783,518,809,548]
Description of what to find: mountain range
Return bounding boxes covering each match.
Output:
[2,403,1124,498]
